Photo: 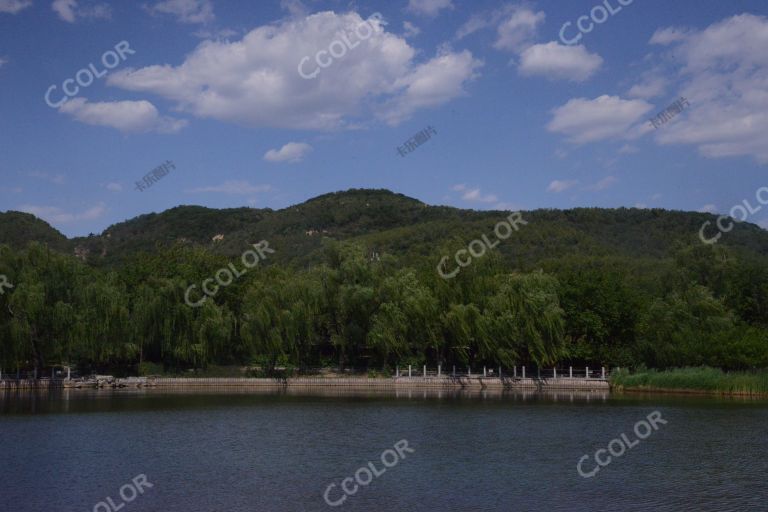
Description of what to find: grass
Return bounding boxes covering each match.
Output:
[611,367,768,396]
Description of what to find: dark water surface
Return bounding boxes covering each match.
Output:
[1,388,766,512]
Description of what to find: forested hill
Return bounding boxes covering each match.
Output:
[2,189,768,375]
[1,189,767,267]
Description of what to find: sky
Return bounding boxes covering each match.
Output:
[1,0,767,237]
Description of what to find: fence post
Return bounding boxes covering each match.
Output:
[569,366,573,378]
[452,365,456,377]
[499,366,502,379]
[554,368,557,379]
[438,364,441,377]
[514,366,517,378]
[483,366,487,377]
[586,366,590,379]
[537,367,540,379]
[602,367,605,379]
[423,365,426,378]
[468,367,471,377]
[522,366,525,379]
[408,365,412,378]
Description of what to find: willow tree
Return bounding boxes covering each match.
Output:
[483,272,566,367]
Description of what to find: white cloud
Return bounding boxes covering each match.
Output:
[186,181,272,195]
[407,0,452,17]
[461,187,497,203]
[379,48,481,125]
[0,0,31,14]
[518,42,602,82]
[494,6,545,52]
[264,142,312,163]
[699,204,717,213]
[52,0,76,21]
[627,75,668,99]
[58,98,188,133]
[52,0,111,23]
[109,11,480,130]
[585,176,618,191]
[280,0,306,18]
[19,202,106,223]
[0,57,6,68]
[146,0,214,24]
[547,95,654,144]
[193,27,238,40]
[105,182,123,192]
[546,179,578,193]
[649,27,689,45]
[650,14,768,163]
[403,21,420,38]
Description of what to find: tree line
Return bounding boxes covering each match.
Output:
[0,238,766,375]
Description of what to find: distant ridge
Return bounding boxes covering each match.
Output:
[1,188,767,266]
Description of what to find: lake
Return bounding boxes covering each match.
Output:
[1,388,766,511]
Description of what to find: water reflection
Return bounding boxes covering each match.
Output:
[0,386,614,415]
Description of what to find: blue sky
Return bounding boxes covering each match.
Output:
[1,0,767,237]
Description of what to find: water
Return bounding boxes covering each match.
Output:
[1,388,766,512]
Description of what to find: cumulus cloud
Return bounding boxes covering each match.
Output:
[403,21,420,38]
[379,48,482,125]
[19,202,106,223]
[456,4,544,51]
[518,42,602,82]
[59,98,188,133]
[649,27,689,45]
[52,0,111,23]
[280,0,307,18]
[407,0,452,17]
[105,182,123,192]
[264,142,312,163]
[108,11,480,130]
[146,0,214,24]
[546,180,578,193]
[186,181,272,195]
[649,14,768,163]
[0,0,31,14]
[453,184,498,203]
[627,75,668,99]
[547,95,654,144]
[493,6,545,52]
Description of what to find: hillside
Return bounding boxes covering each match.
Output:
[2,189,767,267]
[2,188,768,375]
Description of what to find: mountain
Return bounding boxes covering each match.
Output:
[2,189,767,267]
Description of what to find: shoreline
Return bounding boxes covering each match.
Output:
[615,385,768,398]
[1,376,610,391]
